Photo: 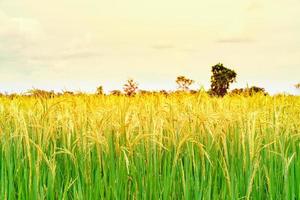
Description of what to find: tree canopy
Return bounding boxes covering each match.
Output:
[210,63,237,97]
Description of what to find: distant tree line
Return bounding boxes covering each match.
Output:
[230,86,267,96]
[2,63,294,98]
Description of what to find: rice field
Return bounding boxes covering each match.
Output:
[0,93,300,199]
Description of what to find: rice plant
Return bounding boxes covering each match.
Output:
[0,92,299,199]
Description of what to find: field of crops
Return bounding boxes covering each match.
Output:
[0,93,300,199]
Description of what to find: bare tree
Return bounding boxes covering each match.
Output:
[176,76,194,91]
[123,79,138,96]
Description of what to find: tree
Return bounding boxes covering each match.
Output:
[110,90,122,96]
[230,86,268,96]
[230,88,244,95]
[96,86,104,95]
[159,90,169,96]
[247,86,267,95]
[210,63,237,97]
[27,89,55,98]
[190,90,198,94]
[139,90,152,95]
[123,79,138,96]
[63,91,74,96]
[295,83,300,89]
[176,76,194,91]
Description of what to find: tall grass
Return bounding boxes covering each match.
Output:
[0,93,300,199]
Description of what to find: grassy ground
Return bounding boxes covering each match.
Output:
[0,93,300,199]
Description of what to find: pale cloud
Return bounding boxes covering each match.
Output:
[151,44,176,50]
[216,38,254,44]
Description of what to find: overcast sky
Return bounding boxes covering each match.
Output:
[0,0,299,94]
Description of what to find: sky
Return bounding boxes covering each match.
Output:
[0,0,299,94]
